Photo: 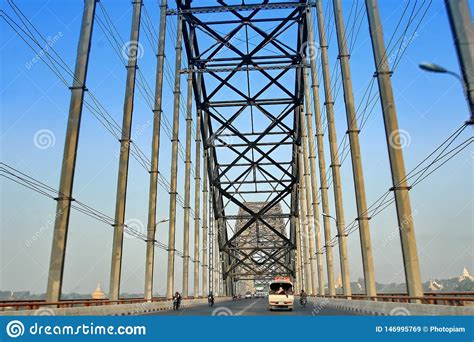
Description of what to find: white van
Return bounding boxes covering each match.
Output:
[268,277,294,311]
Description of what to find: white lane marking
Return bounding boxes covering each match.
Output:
[235,299,259,316]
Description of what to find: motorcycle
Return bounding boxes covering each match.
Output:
[208,296,215,307]
[173,297,181,310]
[299,297,307,308]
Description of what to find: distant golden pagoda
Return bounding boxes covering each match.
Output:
[91,282,106,299]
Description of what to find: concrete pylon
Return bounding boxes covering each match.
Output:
[109,0,143,302]
[145,0,167,301]
[182,68,193,298]
[306,8,334,296]
[214,220,220,294]
[46,0,97,303]
[315,0,351,297]
[365,0,423,300]
[193,110,202,297]
[296,207,305,290]
[297,140,311,293]
[445,0,474,122]
[332,0,377,298]
[299,105,318,296]
[166,16,183,299]
[202,149,209,296]
[208,191,214,294]
[303,57,325,296]
[294,209,302,294]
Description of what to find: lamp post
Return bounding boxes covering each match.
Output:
[322,212,337,223]
[157,218,170,226]
[148,218,169,244]
[419,62,463,82]
[419,62,473,124]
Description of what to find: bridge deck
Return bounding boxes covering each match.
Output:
[144,297,359,316]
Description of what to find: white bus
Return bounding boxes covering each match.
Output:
[268,276,294,311]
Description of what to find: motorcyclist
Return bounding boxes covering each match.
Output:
[300,289,307,299]
[300,289,307,306]
[208,291,215,307]
[173,291,182,310]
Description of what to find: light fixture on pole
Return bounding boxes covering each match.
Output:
[419,62,463,80]
[419,62,473,124]
[322,212,336,223]
[148,218,170,244]
[156,218,170,226]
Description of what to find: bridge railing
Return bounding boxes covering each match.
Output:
[0,296,208,312]
[316,292,474,306]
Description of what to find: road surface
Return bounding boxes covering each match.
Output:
[145,297,361,316]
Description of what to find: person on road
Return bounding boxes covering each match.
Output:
[208,291,215,307]
[299,289,307,307]
[173,291,182,310]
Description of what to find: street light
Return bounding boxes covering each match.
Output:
[147,218,170,243]
[419,62,463,81]
[419,62,473,124]
[322,212,336,222]
[156,218,170,226]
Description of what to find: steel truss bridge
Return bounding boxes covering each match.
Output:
[0,0,473,313]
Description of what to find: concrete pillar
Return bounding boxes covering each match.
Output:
[46,0,97,303]
[306,8,334,296]
[290,207,298,292]
[303,59,325,296]
[109,0,143,302]
[294,234,301,293]
[315,0,351,297]
[193,110,202,297]
[300,105,318,296]
[208,194,214,294]
[226,274,233,297]
[332,0,377,298]
[145,0,167,301]
[297,141,311,292]
[365,0,423,300]
[296,208,305,290]
[202,149,209,296]
[182,69,193,298]
[445,0,474,122]
[214,220,220,294]
[166,16,183,299]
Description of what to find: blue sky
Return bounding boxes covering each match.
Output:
[0,0,473,296]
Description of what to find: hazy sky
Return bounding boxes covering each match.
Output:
[1,0,473,296]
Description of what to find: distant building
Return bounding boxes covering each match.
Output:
[459,267,473,282]
[428,279,444,291]
[91,283,106,299]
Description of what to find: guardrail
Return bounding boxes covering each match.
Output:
[0,296,207,312]
[2,292,473,312]
[316,292,474,306]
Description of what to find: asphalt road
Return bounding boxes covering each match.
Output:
[146,297,360,316]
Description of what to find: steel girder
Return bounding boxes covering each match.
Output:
[177,0,308,283]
